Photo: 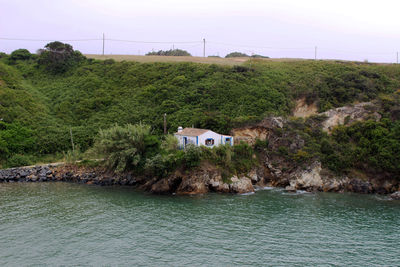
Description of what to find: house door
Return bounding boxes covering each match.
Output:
[183,137,188,148]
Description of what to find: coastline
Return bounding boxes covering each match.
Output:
[1,163,399,199]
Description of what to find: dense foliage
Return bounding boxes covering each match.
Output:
[267,94,400,179]
[37,41,85,73]
[1,42,400,175]
[10,49,32,61]
[90,122,257,180]
[146,49,191,56]
[225,52,249,58]
[91,124,160,173]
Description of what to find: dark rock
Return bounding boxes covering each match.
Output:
[347,179,373,194]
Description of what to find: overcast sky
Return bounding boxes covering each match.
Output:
[1,0,400,62]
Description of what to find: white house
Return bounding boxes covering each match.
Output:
[174,127,234,149]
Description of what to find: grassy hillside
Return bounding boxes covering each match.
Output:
[1,52,400,169]
[86,54,250,66]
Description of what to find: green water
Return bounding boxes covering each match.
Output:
[0,183,399,266]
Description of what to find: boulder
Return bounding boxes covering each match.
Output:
[390,191,400,200]
[285,185,297,192]
[209,177,230,193]
[150,179,172,194]
[347,179,373,194]
[289,162,323,191]
[229,176,254,194]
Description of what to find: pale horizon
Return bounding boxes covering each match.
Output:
[1,0,400,62]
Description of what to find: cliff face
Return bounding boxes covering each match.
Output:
[231,106,400,194]
[320,102,381,132]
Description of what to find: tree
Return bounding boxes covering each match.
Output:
[146,49,191,56]
[38,41,85,73]
[225,52,249,58]
[10,49,31,61]
[92,123,160,173]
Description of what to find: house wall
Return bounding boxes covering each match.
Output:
[175,131,234,149]
[198,131,221,148]
[221,135,234,146]
[174,134,198,149]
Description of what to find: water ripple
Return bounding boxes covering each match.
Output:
[0,183,399,266]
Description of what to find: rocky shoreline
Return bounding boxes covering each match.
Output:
[1,163,400,199]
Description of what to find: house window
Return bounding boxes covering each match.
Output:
[205,138,214,146]
[225,138,231,143]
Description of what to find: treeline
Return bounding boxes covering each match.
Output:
[146,49,191,56]
[1,41,400,170]
[225,52,269,58]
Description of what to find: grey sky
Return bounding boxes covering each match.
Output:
[1,0,400,62]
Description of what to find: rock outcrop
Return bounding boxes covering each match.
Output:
[0,164,259,195]
[321,102,381,133]
[390,191,400,200]
[293,98,318,118]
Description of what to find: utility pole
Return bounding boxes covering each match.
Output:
[102,33,105,56]
[397,52,398,64]
[163,113,167,134]
[203,38,206,57]
[314,46,317,60]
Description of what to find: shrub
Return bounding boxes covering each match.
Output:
[161,134,179,152]
[5,154,32,168]
[291,150,312,163]
[254,139,269,151]
[225,52,249,58]
[92,123,159,173]
[10,49,31,61]
[146,49,191,56]
[0,122,36,160]
[183,145,202,169]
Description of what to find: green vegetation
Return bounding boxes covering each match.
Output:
[146,49,191,56]
[225,52,249,58]
[266,94,400,178]
[10,49,33,62]
[251,54,269,58]
[1,42,400,179]
[90,123,257,180]
[37,41,85,73]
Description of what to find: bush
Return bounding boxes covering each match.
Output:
[225,52,249,58]
[183,145,202,169]
[92,123,159,173]
[161,135,179,152]
[5,154,32,168]
[146,49,191,56]
[10,49,31,61]
[0,122,36,160]
[254,139,269,151]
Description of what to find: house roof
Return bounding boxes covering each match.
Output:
[175,128,210,136]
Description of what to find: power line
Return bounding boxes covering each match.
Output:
[0,37,101,42]
[1,36,399,63]
[208,41,312,50]
[106,38,201,44]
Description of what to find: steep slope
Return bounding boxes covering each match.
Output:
[1,57,400,168]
